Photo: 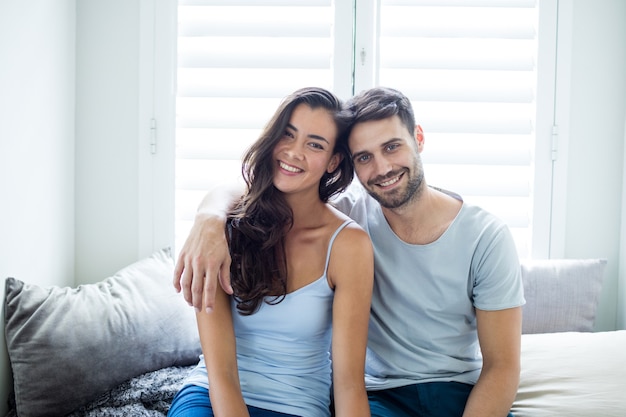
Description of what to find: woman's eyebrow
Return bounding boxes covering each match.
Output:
[286,123,330,144]
[309,135,330,144]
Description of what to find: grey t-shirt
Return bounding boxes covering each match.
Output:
[333,182,525,390]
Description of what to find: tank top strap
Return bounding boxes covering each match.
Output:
[323,219,354,275]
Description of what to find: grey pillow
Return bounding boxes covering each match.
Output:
[521,258,607,334]
[4,248,200,417]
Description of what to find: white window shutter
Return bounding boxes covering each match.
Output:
[175,0,347,252]
[373,0,539,258]
[174,0,542,259]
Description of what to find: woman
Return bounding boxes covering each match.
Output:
[168,87,374,417]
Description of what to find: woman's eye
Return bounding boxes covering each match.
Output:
[309,142,324,150]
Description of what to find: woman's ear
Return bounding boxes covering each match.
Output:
[327,153,343,173]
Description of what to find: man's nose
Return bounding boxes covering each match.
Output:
[372,156,392,176]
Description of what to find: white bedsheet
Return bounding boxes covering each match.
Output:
[513,330,626,417]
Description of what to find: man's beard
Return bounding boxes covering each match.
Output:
[366,166,424,209]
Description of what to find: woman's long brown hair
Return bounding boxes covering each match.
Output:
[227,87,353,315]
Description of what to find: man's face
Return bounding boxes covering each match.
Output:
[348,116,424,209]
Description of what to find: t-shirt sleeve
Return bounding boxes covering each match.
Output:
[331,180,365,216]
[471,220,526,311]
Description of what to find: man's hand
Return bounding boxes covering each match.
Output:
[173,212,233,313]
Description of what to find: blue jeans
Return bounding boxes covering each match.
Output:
[368,382,515,417]
[167,385,300,417]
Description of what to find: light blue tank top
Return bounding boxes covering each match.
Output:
[184,219,353,417]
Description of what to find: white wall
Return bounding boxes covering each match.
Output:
[620,109,626,328]
[0,0,76,414]
[563,0,626,331]
[74,0,141,283]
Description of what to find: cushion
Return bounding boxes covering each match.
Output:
[513,330,626,417]
[520,258,606,334]
[4,248,201,417]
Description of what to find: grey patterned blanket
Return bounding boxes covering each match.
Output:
[6,366,194,417]
[68,366,194,417]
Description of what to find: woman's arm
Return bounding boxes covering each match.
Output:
[197,282,249,416]
[328,225,374,417]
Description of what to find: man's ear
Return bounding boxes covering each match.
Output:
[327,153,343,173]
[415,124,425,152]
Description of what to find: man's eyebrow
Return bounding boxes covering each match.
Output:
[351,138,401,161]
[384,138,403,146]
[286,123,330,144]
[351,150,368,161]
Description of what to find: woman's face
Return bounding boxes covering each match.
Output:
[272,103,340,197]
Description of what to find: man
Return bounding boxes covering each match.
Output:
[174,87,525,417]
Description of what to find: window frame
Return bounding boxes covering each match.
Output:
[138,0,177,259]
[141,0,567,260]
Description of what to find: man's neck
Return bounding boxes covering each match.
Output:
[381,184,462,245]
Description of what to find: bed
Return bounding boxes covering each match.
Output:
[4,249,625,417]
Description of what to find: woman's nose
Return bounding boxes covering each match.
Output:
[284,141,304,160]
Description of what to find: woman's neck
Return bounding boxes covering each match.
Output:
[285,192,328,229]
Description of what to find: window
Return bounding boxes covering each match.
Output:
[148,0,554,259]
[174,1,351,254]
[373,1,540,257]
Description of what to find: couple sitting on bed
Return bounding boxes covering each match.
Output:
[169,86,525,417]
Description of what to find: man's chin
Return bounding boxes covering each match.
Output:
[368,190,407,209]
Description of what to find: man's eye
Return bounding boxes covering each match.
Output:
[386,143,398,151]
[357,155,370,163]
